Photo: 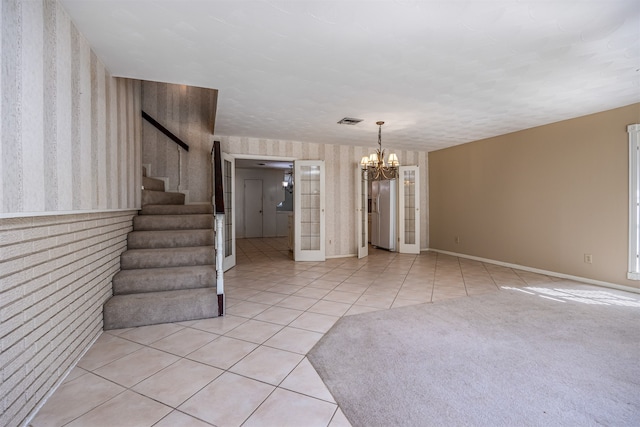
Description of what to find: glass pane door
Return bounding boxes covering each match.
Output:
[398,165,420,254]
[356,166,368,258]
[294,160,325,261]
[222,153,236,271]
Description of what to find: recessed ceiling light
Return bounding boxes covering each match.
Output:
[337,117,363,125]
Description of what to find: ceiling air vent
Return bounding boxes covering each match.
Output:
[337,117,363,125]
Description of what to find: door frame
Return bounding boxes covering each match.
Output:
[357,165,421,257]
[228,154,296,251]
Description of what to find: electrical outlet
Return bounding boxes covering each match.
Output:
[454,236,460,244]
[584,254,593,264]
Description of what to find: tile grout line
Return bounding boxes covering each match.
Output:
[48,238,555,427]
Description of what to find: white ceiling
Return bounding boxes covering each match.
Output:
[60,0,640,153]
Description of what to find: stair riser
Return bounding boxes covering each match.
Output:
[140,204,213,215]
[121,248,215,269]
[128,230,214,249]
[103,176,219,330]
[133,215,213,231]
[113,266,216,294]
[142,176,165,192]
[142,190,185,205]
[103,289,218,330]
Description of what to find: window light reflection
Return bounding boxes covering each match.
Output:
[500,286,640,308]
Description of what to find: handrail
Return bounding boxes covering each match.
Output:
[212,140,225,316]
[212,141,224,214]
[142,110,189,152]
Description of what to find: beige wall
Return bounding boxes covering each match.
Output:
[0,1,141,425]
[429,103,640,289]
[141,81,217,203]
[218,136,429,257]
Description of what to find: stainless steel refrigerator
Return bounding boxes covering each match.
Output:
[371,179,396,251]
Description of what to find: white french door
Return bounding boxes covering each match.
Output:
[222,153,236,271]
[294,160,325,261]
[356,167,368,258]
[398,165,420,254]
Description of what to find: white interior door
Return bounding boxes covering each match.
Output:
[222,153,236,271]
[356,167,368,258]
[244,179,263,238]
[398,165,420,254]
[294,160,325,261]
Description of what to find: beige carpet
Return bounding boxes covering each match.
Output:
[308,286,640,426]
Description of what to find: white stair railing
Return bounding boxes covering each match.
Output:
[212,140,225,316]
[214,214,225,314]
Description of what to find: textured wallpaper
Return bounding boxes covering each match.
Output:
[141,81,218,203]
[218,136,429,257]
[1,0,141,215]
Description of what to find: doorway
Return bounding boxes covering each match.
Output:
[228,156,325,261]
[234,157,295,240]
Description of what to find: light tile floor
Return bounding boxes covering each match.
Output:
[32,237,620,427]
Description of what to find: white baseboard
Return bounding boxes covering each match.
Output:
[428,248,640,294]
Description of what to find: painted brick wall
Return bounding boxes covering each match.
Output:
[0,211,136,427]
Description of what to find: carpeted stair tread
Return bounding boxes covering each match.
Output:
[103,166,219,330]
[142,189,185,205]
[128,229,214,249]
[103,288,218,330]
[133,214,213,231]
[140,204,213,215]
[113,265,216,294]
[142,176,165,191]
[120,246,215,269]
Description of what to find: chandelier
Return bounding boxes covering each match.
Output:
[361,121,399,180]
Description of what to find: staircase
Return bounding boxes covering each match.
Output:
[103,174,219,330]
